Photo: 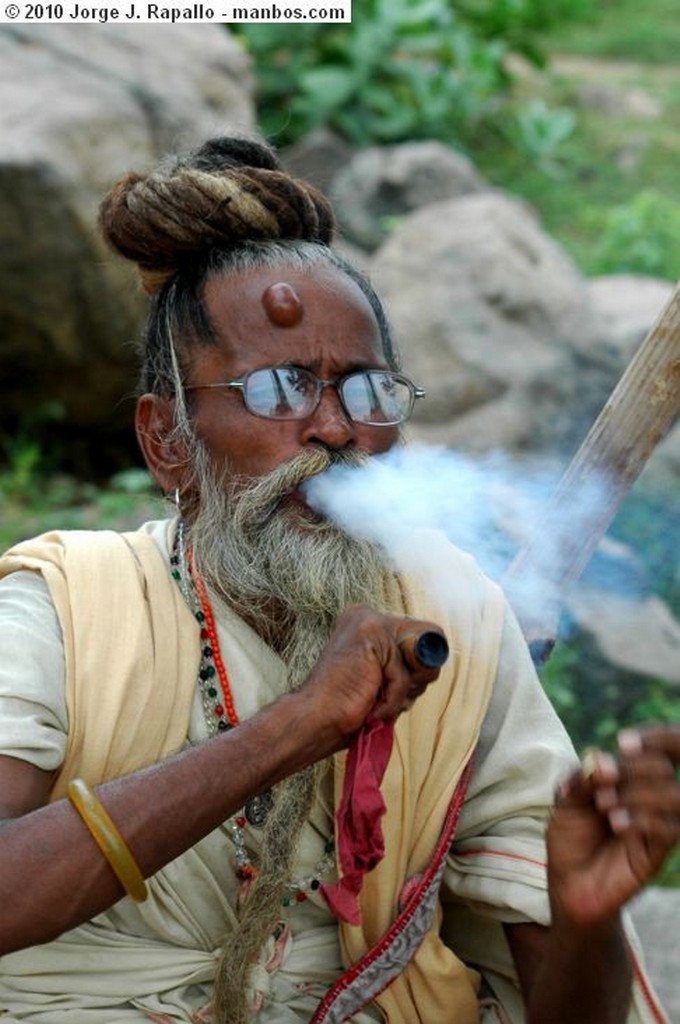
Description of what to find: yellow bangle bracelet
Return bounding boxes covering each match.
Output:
[67,778,148,903]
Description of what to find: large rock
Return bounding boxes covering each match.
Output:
[371,191,618,456]
[372,192,679,474]
[330,141,486,251]
[629,887,680,1021]
[587,274,675,363]
[564,537,680,686]
[568,587,680,683]
[0,26,254,471]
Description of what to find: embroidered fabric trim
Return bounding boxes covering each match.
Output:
[310,758,475,1024]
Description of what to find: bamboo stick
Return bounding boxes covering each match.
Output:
[503,281,680,660]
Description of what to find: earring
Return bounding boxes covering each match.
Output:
[173,487,182,515]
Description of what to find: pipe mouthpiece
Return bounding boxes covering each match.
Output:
[399,631,449,671]
[412,631,449,669]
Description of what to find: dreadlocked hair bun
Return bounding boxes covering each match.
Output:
[99,136,336,295]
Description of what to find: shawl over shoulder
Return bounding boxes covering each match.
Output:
[0,527,200,799]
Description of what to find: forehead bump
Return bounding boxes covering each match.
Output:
[261,282,304,327]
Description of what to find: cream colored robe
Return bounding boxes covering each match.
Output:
[0,526,668,1023]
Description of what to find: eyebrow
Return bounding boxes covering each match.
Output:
[269,358,388,375]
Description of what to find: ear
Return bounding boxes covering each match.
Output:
[135,393,191,495]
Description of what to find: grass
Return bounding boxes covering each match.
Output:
[472,46,680,279]
[0,467,163,552]
[539,628,680,888]
[536,0,680,64]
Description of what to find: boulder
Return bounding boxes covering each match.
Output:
[372,192,679,475]
[330,141,486,251]
[372,191,615,456]
[576,81,662,120]
[0,25,254,472]
[568,587,680,684]
[629,887,680,1021]
[587,274,675,364]
[566,534,680,686]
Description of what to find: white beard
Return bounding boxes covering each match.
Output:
[188,444,393,688]
[186,444,397,1024]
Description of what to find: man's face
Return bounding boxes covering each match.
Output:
[184,263,400,493]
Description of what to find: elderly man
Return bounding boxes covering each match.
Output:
[0,135,677,1024]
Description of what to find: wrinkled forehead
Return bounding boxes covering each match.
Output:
[200,263,387,371]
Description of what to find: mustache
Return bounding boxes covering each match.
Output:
[230,448,370,531]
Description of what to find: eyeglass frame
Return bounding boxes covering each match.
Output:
[183,365,426,426]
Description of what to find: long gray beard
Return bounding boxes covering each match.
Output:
[189,445,393,684]
[186,445,395,1023]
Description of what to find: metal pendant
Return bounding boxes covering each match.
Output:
[244,790,274,828]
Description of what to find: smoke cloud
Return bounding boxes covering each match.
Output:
[302,444,612,628]
[304,445,546,575]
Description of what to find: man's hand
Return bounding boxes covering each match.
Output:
[547,724,680,929]
[296,604,446,752]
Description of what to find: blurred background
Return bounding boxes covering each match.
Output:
[0,6,678,886]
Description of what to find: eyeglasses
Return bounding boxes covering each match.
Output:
[184,366,425,426]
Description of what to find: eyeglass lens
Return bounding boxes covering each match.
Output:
[244,367,414,424]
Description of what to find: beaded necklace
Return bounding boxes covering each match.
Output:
[171,521,335,905]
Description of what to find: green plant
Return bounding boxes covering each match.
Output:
[0,402,65,502]
[538,639,629,753]
[586,189,680,278]
[455,0,594,61]
[0,459,159,553]
[457,0,680,282]
[0,439,43,502]
[628,684,680,726]
[541,642,680,887]
[536,0,680,63]
[657,845,680,888]
[231,0,590,150]
[508,97,576,174]
[540,625,680,756]
[109,468,157,495]
[609,486,679,617]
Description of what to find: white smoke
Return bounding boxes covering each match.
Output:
[303,445,547,577]
[302,444,612,627]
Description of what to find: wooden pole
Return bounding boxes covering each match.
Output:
[503,281,680,661]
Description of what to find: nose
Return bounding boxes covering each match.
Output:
[298,382,356,451]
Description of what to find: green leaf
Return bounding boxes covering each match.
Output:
[298,66,357,107]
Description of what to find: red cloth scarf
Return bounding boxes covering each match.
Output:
[321,715,395,925]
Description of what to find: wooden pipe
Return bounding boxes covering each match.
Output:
[503,281,680,662]
[400,631,450,670]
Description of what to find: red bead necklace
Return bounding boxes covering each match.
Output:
[171,526,335,903]
[188,547,239,729]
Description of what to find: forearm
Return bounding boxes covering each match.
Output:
[0,603,445,955]
[512,915,632,1024]
[524,724,680,1023]
[0,690,326,954]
